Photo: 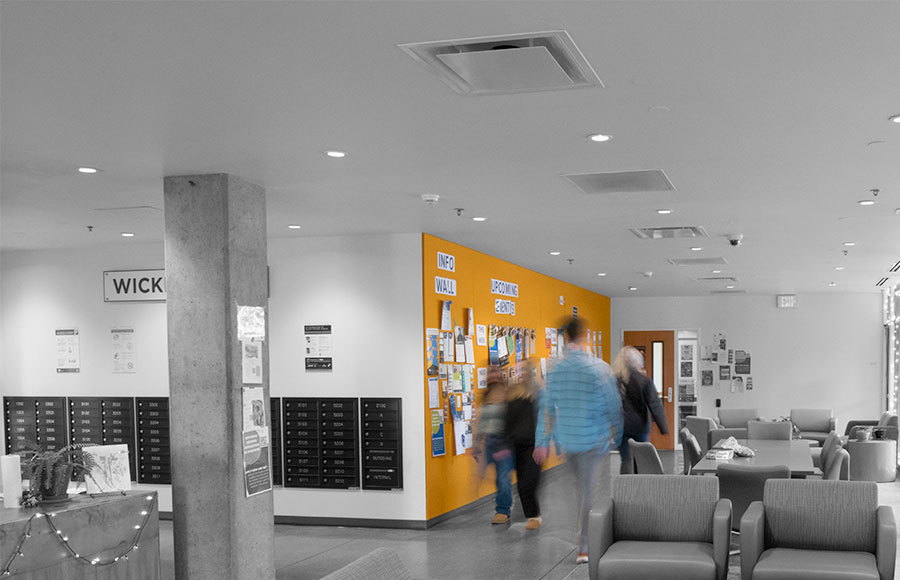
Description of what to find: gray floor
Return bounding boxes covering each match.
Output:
[158,451,900,580]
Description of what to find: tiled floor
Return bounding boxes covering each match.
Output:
[158,451,900,580]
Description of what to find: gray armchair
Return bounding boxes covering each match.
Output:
[628,439,664,474]
[589,475,731,580]
[685,416,718,454]
[746,420,792,440]
[790,408,835,446]
[679,427,703,475]
[846,412,899,442]
[741,479,895,580]
[588,475,731,580]
[714,408,758,441]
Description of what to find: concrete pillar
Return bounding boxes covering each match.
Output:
[163,174,274,580]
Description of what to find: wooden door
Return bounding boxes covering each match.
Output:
[622,330,675,450]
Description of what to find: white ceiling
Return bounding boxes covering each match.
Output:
[2,1,899,298]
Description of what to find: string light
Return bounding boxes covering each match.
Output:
[0,494,157,576]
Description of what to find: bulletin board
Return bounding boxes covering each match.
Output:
[422,234,611,520]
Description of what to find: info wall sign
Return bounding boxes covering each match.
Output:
[104,270,166,302]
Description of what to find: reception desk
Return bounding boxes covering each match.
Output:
[0,491,159,579]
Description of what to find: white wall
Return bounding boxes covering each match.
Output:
[0,233,425,521]
[611,293,884,433]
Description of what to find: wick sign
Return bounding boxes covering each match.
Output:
[104,270,166,302]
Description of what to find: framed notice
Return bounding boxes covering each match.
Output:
[304,325,333,370]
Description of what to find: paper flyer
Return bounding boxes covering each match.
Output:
[237,305,266,342]
[440,300,453,332]
[497,335,509,366]
[431,410,446,456]
[454,419,472,455]
[428,377,440,408]
[55,328,80,373]
[455,326,466,362]
[444,332,455,362]
[241,386,272,497]
[467,308,475,335]
[476,324,487,346]
[465,336,475,364]
[111,327,136,373]
[426,328,440,375]
[477,367,487,389]
[241,340,263,384]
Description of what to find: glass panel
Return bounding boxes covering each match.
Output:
[653,341,664,395]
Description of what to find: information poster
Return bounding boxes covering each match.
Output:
[476,324,487,346]
[304,324,333,370]
[241,387,272,497]
[431,410,445,457]
[111,327,136,373]
[241,341,263,384]
[426,329,440,375]
[428,377,440,408]
[734,350,751,374]
[56,328,80,373]
[237,305,266,342]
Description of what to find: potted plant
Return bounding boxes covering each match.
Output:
[17,442,96,505]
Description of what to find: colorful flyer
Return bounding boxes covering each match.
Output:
[431,410,445,457]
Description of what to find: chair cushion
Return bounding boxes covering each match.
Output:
[596,541,716,580]
[752,548,879,580]
[798,431,829,445]
[763,479,877,552]
[718,408,758,428]
[613,475,718,543]
[791,409,832,432]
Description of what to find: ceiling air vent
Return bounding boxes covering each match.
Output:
[399,31,602,96]
[667,257,729,266]
[565,170,675,195]
[696,276,739,283]
[710,290,748,294]
[630,226,708,240]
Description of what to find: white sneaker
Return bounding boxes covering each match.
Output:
[576,553,589,565]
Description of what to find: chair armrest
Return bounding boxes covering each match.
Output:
[876,505,896,580]
[846,419,879,436]
[712,498,732,580]
[588,499,614,580]
[740,501,765,580]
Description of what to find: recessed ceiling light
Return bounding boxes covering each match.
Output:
[121,232,135,237]
[628,286,637,291]
[843,242,855,247]
[588,133,612,142]
[549,251,561,256]
[828,282,837,287]
[597,272,607,277]
[472,217,487,222]
[889,114,900,124]
[78,167,98,174]
[656,209,673,215]
[711,270,722,274]
[325,150,347,158]
[726,285,735,289]
[690,247,702,251]
[288,225,302,230]
[834,266,845,271]
[858,199,876,206]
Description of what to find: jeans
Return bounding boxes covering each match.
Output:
[485,434,514,516]
[566,447,603,554]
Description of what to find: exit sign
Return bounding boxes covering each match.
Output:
[776,295,797,309]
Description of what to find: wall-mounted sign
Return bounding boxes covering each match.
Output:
[495,299,516,315]
[104,270,166,302]
[776,294,796,309]
[435,276,457,296]
[304,325,333,371]
[437,252,455,272]
[490,279,518,297]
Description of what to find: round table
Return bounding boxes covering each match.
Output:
[847,439,897,482]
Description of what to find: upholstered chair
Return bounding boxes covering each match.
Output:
[741,479,895,580]
[789,408,836,446]
[747,420,792,440]
[628,439,664,475]
[679,428,703,475]
[846,412,899,442]
[685,416,718,454]
[717,463,791,555]
[588,475,731,580]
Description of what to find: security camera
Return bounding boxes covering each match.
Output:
[727,234,743,247]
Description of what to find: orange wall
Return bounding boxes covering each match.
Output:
[422,234,611,520]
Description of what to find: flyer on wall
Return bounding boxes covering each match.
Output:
[241,386,272,497]
[241,340,263,384]
[431,410,446,456]
[111,327,136,373]
[56,328,80,373]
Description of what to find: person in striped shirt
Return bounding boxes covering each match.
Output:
[533,317,623,565]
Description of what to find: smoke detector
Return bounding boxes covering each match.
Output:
[421,194,440,206]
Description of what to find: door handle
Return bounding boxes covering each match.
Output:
[667,387,673,403]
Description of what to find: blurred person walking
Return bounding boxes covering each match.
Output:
[505,360,543,530]
[534,318,622,564]
[472,366,514,524]
[613,345,669,474]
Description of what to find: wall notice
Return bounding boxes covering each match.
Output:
[56,329,80,373]
[305,325,333,370]
[241,386,272,497]
[111,327,136,373]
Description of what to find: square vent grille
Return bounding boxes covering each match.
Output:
[630,226,708,240]
[667,257,729,266]
[564,170,676,195]
[399,31,602,96]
